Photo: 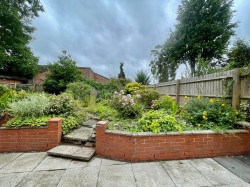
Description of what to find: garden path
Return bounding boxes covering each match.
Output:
[0,152,249,187]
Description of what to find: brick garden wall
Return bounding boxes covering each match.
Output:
[0,118,62,153]
[96,121,250,162]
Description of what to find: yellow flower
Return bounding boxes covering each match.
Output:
[203,111,207,116]
[197,95,201,100]
[210,99,214,103]
[221,103,225,107]
[235,111,239,115]
[203,115,207,120]
[184,96,188,99]
[197,124,201,127]
[190,116,194,119]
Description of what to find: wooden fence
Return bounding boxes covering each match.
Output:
[148,68,250,109]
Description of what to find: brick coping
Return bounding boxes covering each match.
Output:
[0,126,48,130]
[105,129,249,136]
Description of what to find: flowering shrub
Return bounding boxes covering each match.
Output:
[181,97,240,130]
[111,90,143,118]
[138,110,183,133]
[152,95,178,114]
[136,89,160,108]
[124,82,145,94]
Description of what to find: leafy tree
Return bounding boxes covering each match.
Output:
[118,62,126,79]
[134,70,150,85]
[228,38,250,69]
[43,51,83,94]
[152,0,237,77]
[0,0,44,78]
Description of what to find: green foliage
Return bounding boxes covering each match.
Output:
[239,102,250,122]
[66,82,93,105]
[85,101,118,121]
[6,116,50,127]
[111,91,143,118]
[124,82,145,94]
[136,89,160,108]
[152,95,178,114]
[152,0,237,77]
[61,116,79,134]
[8,93,49,117]
[181,97,240,130]
[228,38,250,69]
[0,86,16,112]
[150,41,178,82]
[43,51,82,94]
[134,70,150,85]
[138,110,182,133]
[118,62,126,79]
[0,0,43,78]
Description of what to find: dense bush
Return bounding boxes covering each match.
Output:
[138,110,183,133]
[8,93,49,117]
[181,97,240,130]
[6,116,51,127]
[136,89,160,108]
[152,95,178,114]
[66,82,94,105]
[111,90,143,118]
[85,101,118,120]
[124,82,145,94]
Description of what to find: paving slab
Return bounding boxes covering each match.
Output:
[64,126,93,141]
[68,160,88,168]
[98,164,137,187]
[57,167,99,187]
[162,160,212,187]
[83,119,98,128]
[0,172,29,187]
[86,157,102,167]
[0,153,22,169]
[0,152,47,174]
[101,158,128,166]
[48,144,95,161]
[215,183,250,187]
[34,156,72,171]
[16,170,65,187]
[235,155,250,166]
[214,157,250,184]
[132,162,176,187]
[189,158,246,186]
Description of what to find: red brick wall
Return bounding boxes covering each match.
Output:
[96,121,250,162]
[0,118,62,153]
[94,73,109,83]
[0,79,23,84]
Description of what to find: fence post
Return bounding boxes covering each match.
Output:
[176,80,180,105]
[232,68,241,109]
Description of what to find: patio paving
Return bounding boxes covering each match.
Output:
[0,152,249,187]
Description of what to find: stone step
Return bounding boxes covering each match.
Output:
[83,119,98,128]
[47,145,95,161]
[63,126,94,142]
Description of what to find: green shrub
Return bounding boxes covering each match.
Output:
[138,110,182,133]
[8,93,49,117]
[85,101,118,120]
[152,95,178,114]
[6,116,51,127]
[124,82,145,94]
[111,91,143,118]
[181,97,240,130]
[61,116,79,134]
[136,89,160,108]
[66,82,94,105]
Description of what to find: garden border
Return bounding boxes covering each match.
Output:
[96,121,250,162]
[0,118,62,153]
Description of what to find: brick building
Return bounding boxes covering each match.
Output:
[33,66,109,84]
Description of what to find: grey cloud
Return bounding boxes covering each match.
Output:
[30,0,249,80]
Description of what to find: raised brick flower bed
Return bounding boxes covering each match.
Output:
[96,121,250,162]
[0,118,62,153]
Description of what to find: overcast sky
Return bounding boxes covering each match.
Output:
[30,0,250,81]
